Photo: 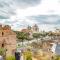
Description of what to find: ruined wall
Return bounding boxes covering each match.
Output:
[0,25,17,56]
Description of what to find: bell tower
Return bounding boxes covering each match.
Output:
[32,24,39,33]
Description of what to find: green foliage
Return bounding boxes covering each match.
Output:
[33,33,40,39]
[33,33,40,42]
[33,32,47,39]
[47,31,54,36]
[16,32,28,41]
[16,32,30,46]
[23,50,32,60]
[55,55,60,60]
[26,37,32,43]
[17,44,21,48]
[0,48,5,55]
[6,55,15,60]
[51,55,60,60]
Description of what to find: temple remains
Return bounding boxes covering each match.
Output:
[0,25,16,56]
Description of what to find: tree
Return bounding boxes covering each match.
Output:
[39,31,47,41]
[48,31,54,40]
[25,33,30,44]
[16,32,28,46]
[33,33,40,43]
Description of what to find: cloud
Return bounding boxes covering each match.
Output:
[0,15,9,19]
[14,0,60,19]
[0,0,60,31]
[0,17,38,31]
[29,15,60,24]
[0,0,41,19]
[0,0,60,18]
[2,15,60,31]
[16,0,41,8]
[39,24,60,31]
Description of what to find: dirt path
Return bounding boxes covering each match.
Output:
[32,57,37,60]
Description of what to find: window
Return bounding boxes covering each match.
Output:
[2,32,4,36]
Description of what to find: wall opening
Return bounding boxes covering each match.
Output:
[2,32,4,36]
[2,43,4,48]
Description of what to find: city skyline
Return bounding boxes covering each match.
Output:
[0,0,60,31]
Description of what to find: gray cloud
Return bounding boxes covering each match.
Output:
[0,15,9,19]
[28,15,60,24]
[0,0,41,19]
[16,0,41,8]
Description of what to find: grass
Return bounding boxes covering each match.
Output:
[6,55,15,60]
[23,50,32,60]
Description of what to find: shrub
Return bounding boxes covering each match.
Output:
[23,50,32,60]
[6,55,15,60]
[0,48,5,56]
[55,55,60,60]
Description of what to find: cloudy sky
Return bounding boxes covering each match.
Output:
[0,0,60,31]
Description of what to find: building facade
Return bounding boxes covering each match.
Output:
[31,24,39,33]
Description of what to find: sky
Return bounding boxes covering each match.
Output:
[0,0,60,31]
